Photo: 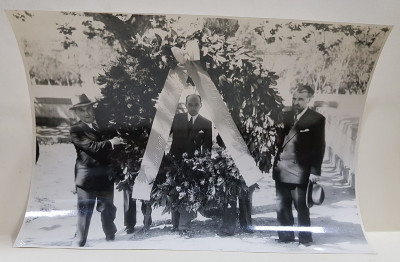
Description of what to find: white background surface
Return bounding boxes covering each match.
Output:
[0,0,399,261]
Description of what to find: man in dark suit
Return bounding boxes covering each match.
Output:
[216,135,258,237]
[169,94,212,238]
[69,94,124,247]
[217,182,258,236]
[123,191,152,234]
[273,85,325,246]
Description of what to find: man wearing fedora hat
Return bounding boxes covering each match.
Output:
[272,85,325,245]
[69,94,125,247]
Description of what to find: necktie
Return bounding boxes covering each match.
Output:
[188,117,193,133]
[92,122,99,131]
[293,113,298,126]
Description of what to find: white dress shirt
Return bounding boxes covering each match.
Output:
[296,107,308,121]
[187,113,199,124]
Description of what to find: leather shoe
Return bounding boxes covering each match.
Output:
[275,238,295,243]
[125,227,135,234]
[71,239,86,247]
[241,227,255,234]
[105,235,115,241]
[299,240,313,247]
[217,231,234,237]
[179,230,193,239]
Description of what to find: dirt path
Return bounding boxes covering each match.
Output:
[15,144,370,253]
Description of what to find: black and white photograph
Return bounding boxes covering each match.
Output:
[7,10,391,253]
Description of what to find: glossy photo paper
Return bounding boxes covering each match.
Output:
[7,10,391,253]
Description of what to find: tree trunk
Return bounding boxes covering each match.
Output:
[84,13,156,53]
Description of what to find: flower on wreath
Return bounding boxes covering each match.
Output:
[151,143,249,217]
[178,192,186,199]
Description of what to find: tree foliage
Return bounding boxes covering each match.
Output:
[246,21,390,94]
[13,12,119,87]
[92,16,283,207]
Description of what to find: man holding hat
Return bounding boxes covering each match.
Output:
[272,85,325,245]
[69,94,124,247]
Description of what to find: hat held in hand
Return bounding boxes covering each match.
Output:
[306,180,325,208]
[70,94,96,110]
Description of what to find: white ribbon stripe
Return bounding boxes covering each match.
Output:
[185,61,263,186]
[131,67,188,200]
[132,40,262,200]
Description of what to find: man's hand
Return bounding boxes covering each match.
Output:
[309,174,320,183]
[110,136,126,147]
[249,183,260,192]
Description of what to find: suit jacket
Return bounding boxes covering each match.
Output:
[273,108,325,185]
[70,121,114,190]
[169,113,212,158]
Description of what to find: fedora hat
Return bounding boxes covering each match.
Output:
[306,181,325,208]
[69,94,96,110]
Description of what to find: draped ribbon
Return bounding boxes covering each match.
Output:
[185,61,263,186]
[132,40,262,200]
[131,66,188,200]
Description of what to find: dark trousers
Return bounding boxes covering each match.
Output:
[74,186,117,247]
[171,208,197,231]
[275,181,312,243]
[123,189,153,229]
[219,190,253,235]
